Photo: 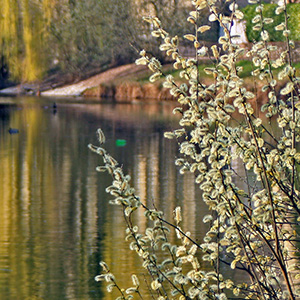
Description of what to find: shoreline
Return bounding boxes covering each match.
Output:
[0,63,165,101]
[0,62,283,104]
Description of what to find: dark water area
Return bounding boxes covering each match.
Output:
[0,97,214,299]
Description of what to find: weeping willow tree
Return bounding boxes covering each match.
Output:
[0,0,55,82]
[0,0,21,80]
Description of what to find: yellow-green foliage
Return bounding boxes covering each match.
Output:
[0,0,21,79]
[243,3,300,42]
[0,0,53,82]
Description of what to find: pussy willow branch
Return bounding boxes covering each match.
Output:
[226,194,267,300]
[281,0,299,212]
[123,208,171,300]
[124,203,194,299]
[242,103,296,300]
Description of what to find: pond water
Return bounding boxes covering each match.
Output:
[0,96,216,300]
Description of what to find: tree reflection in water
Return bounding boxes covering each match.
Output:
[0,98,206,299]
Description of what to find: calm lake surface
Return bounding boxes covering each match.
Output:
[0,96,216,300]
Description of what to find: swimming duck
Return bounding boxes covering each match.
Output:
[8,128,19,134]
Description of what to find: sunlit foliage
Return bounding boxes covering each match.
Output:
[90,0,300,299]
[0,0,54,81]
[243,3,300,42]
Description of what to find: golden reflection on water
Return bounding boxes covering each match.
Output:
[0,101,103,299]
[0,99,212,299]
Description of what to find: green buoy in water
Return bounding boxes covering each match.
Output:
[116,139,127,147]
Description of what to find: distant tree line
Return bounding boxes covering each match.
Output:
[3,0,295,86]
[0,0,136,84]
[0,0,195,85]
